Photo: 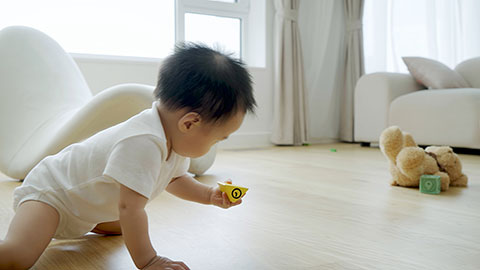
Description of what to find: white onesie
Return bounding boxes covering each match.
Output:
[13,101,189,239]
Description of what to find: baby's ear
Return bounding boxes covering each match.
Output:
[178,112,202,132]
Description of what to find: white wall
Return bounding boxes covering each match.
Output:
[74,58,274,149]
[74,55,161,96]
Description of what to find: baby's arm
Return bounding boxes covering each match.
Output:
[166,174,243,208]
[166,174,212,204]
[118,184,156,269]
[119,185,190,270]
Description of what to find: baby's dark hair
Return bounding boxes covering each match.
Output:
[154,43,256,124]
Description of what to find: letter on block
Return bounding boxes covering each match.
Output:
[420,175,441,194]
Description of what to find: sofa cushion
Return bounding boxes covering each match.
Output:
[455,57,480,88]
[402,57,470,89]
[389,88,480,148]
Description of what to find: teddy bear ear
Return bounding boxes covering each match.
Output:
[379,126,402,142]
[436,146,453,154]
[428,146,456,160]
[379,126,404,158]
[402,132,417,147]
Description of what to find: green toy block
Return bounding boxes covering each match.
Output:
[330,148,337,152]
[420,175,441,194]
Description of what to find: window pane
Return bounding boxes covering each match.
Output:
[185,13,241,59]
[209,0,237,2]
[0,0,175,58]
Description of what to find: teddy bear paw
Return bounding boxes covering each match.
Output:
[450,174,468,187]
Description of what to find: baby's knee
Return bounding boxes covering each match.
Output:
[0,241,38,270]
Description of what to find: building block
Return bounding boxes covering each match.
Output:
[217,182,248,203]
[420,175,441,194]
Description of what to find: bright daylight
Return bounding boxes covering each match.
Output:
[0,0,479,269]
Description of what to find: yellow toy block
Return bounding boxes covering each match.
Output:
[217,182,248,203]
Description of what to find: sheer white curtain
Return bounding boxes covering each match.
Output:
[298,0,345,143]
[364,0,480,73]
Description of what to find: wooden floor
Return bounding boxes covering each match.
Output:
[1,143,479,270]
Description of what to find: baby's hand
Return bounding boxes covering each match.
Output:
[141,256,190,270]
[209,180,244,209]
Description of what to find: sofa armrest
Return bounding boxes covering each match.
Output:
[354,72,424,143]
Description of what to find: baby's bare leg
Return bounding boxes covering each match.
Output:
[91,220,122,235]
[0,201,59,270]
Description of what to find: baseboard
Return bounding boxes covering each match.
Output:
[218,134,345,149]
[218,132,273,149]
[307,137,340,144]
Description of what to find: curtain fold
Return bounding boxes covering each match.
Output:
[271,0,309,146]
[340,0,365,142]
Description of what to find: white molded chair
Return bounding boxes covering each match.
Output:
[0,26,215,179]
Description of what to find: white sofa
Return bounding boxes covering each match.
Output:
[354,57,480,149]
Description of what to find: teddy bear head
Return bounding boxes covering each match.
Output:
[425,146,468,186]
[425,146,454,165]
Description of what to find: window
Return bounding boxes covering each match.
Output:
[0,0,175,59]
[176,0,265,67]
[176,0,249,60]
[184,13,242,59]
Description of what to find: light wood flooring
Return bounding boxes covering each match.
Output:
[1,143,479,270]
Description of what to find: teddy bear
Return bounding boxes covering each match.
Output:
[379,126,468,191]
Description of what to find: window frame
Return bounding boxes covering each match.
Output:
[175,0,250,59]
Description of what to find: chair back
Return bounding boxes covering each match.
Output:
[0,26,91,177]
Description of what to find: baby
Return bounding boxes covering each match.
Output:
[0,43,256,270]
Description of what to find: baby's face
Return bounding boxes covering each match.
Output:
[180,110,245,158]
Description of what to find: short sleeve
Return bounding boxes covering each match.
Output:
[173,157,190,178]
[103,135,164,199]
